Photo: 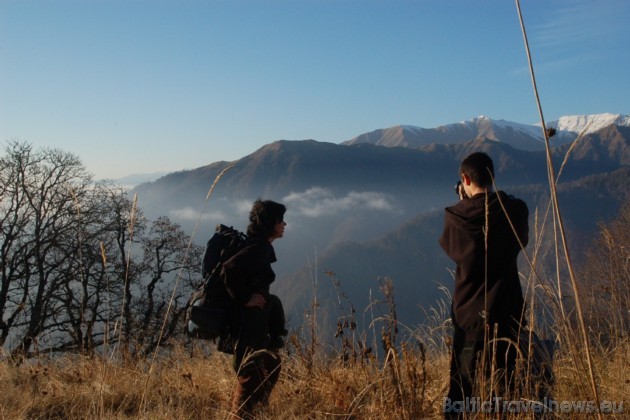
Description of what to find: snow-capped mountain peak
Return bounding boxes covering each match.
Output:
[456,115,491,129]
[547,113,630,136]
[344,113,629,151]
[439,116,543,140]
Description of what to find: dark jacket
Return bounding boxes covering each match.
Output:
[222,235,277,305]
[221,235,278,362]
[439,191,529,341]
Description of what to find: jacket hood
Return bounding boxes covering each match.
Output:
[444,191,508,235]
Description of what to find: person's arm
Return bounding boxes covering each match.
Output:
[439,210,460,261]
[514,199,529,248]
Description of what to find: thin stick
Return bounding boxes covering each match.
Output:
[515,0,601,414]
[112,192,139,358]
[139,163,235,412]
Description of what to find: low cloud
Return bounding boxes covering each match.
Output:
[170,191,394,224]
[170,197,254,222]
[283,187,394,218]
[169,207,226,223]
[234,199,255,215]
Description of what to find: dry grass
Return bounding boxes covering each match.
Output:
[0,340,451,419]
[0,335,627,419]
[0,347,227,419]
[550,341,629,417]
[4,224,628,420]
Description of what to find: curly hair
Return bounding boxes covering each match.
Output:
[247,199,286,238]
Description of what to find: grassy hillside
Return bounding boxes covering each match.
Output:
[0,319,626,419]
[1,197,628,419]
[1,203,629,419]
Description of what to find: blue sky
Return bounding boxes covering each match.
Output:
[1,0,629,179]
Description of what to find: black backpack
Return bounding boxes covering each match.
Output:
[185,224,247,340]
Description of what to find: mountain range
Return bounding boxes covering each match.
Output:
[131,113,630,341]
[344,113,630,151]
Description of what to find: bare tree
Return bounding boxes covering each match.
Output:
[53,183,141,354]
[48,186,203,357]
[1,141,202,358]
[0,141,93,355]
[0,142,34,348]
[135,216,203,354]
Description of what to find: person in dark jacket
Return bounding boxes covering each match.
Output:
[439,152,529,417]
[221,199,288,419]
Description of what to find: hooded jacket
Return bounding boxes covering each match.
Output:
[439,191,529,341]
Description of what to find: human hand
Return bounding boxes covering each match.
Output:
[245,293,266,309]
[455,180,468,200]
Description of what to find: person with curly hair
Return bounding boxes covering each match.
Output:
[221,199,288,418]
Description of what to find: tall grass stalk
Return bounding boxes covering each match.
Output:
[68,187,88,350]
[112,192,139,358]
[515,0,601,414]
[139,164,235,413]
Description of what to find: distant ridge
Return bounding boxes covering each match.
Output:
[343,113,630,151]
[106,171,169,189]
[546,113,630,139]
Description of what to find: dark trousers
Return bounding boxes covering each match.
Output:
[231,349,281,419]
[230,297,284,418]
[445,323,519,419]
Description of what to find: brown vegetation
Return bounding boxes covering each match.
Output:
[0,324,627,419]
[1,198,629,419]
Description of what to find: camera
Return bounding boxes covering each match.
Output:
[454,180,468,199]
